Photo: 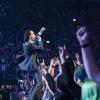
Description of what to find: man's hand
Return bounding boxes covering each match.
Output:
[37,36,42,41]
[76,26,89,45]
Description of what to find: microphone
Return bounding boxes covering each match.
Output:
[36,32,42,37]
[37,31,43,36]
[36,27,46,36]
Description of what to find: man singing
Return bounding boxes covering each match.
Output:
[22,27,45,100]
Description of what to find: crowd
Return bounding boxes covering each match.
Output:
[0,26,100,100]
[40,27,100,100]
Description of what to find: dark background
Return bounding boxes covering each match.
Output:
[0,0,100,78]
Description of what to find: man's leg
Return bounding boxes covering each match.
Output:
[29,69,42,100]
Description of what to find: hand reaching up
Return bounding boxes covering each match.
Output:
[76,26,89,46]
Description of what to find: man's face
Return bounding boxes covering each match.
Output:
[29,31,36,41]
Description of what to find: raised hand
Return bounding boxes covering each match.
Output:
[58,47,64,58]
[76,53,80,60]
[76,26,89,45]
[40,59,45,68]
[58,46,65,64]
[75,53,81,65]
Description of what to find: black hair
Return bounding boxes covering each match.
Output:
[24,30,33,42]
[51,48,59,58]
[45,73,56,93]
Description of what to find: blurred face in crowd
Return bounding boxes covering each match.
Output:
[29,31,36,41]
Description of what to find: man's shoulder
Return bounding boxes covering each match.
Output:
[23,42,30,47]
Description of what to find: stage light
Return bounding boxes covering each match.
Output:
[19,80,23,83]
[73,18,76,21]
[46,40,50,43]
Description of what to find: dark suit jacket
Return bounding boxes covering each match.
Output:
[19,40,43,71]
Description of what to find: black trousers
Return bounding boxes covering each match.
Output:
[28,69,42,100]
